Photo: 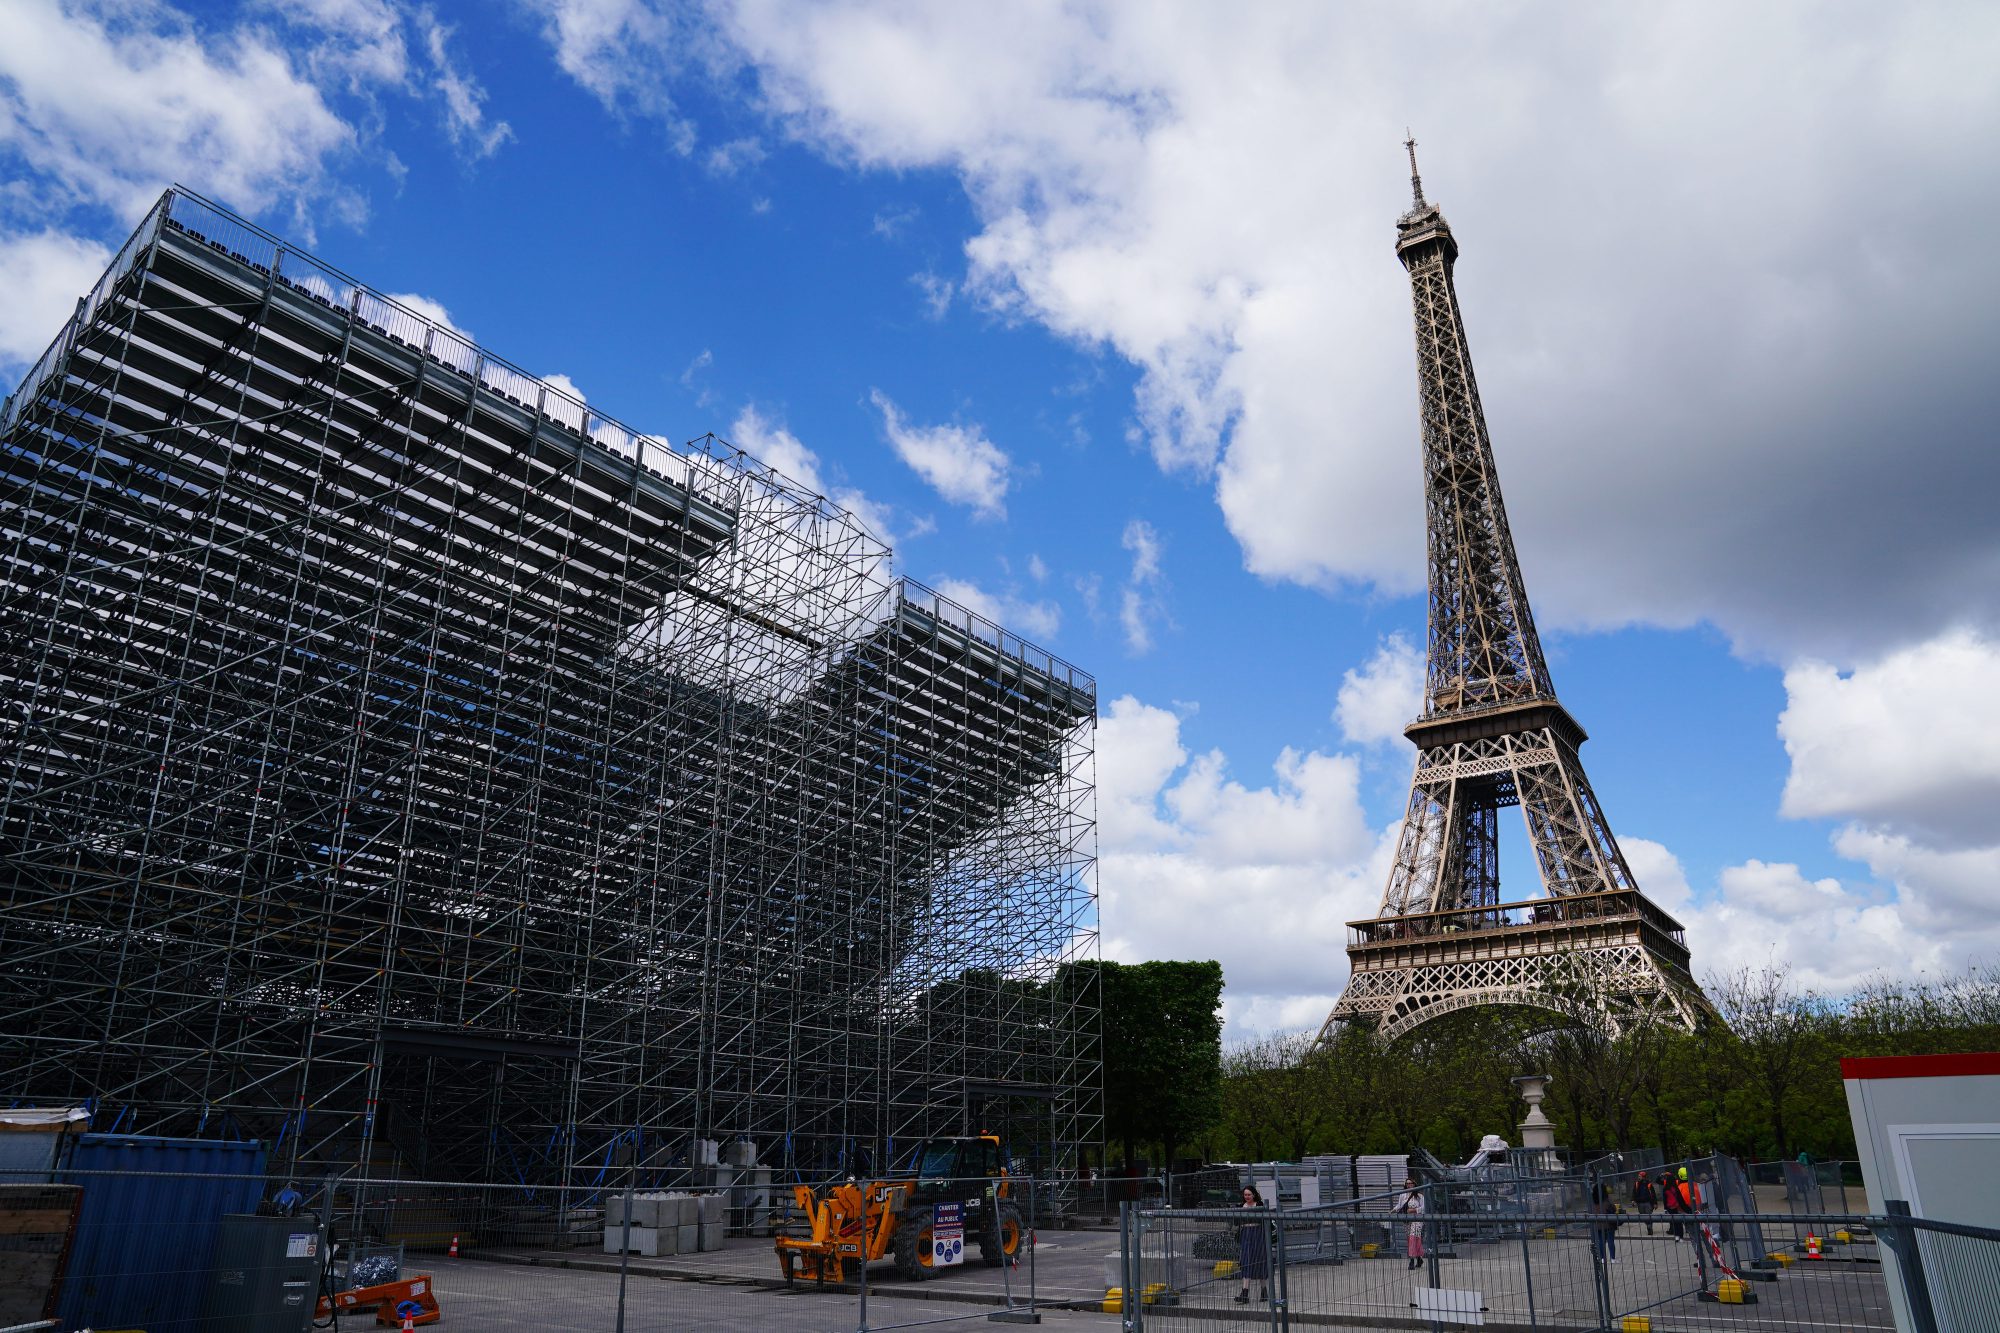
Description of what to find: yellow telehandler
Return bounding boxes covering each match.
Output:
[774,1135,1031,1285]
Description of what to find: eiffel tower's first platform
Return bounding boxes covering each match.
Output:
[1323,143,1709,1042]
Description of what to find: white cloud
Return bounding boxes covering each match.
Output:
[911,270,954,319]
[381,291,468,338]
[1333,632,1423,746]
[1779,629,2000,849]
[1618,836,1692,918]
[1118,518,1167,654]
[0,0,355,219]
[1095,695,1390,1041]
[930,576,1059,642]
[1027,553,1049,583]
[731,404,896,544]
[1629,627,2000,997]
[267,0,410,91]
[706,136,765,174]
[1833,827,2000,941]
[523,0,697,152]
[871,388,1011,519]
[0,230,113,367]
[541,371,586,402]
[1628,842,1956,998]
[419,10,513,160]
[872,205,918,238]
[717,2,2000,663]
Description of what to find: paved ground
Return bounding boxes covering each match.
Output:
[393,1223,1895,1331]
[413,1248,1114,1331]
[401,1225,1125,1331]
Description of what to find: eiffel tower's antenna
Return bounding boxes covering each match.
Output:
[1404,129,1425,208]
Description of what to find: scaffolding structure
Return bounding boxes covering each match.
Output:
[0,188,1100,1185]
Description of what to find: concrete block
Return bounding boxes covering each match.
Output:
[665,1194,699,1227]
[700,1221,726,1251]
[677,1224,699,1255]
[604,1225,665,1257]
[609,1192,676,1228]
[724,1139,758,1168]
[697,1192,727,1225]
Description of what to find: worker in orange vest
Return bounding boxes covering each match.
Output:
[1672,1167,1706,1272]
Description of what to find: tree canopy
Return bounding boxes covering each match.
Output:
[1204,966,2000,1166]
[1083,958,1224,1166]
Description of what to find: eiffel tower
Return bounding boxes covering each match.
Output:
[1323,140,1709,1042]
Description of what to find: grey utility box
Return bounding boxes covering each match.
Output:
[202,1214,326,1333]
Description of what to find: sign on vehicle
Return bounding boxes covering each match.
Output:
[932,1203,965,1267]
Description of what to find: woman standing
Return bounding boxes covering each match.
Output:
[1592,1178,1620,1264]
[1396,1175,1426,1270]
[1234,1185,1269,1305]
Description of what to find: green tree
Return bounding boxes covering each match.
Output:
[1223,1031,1332,1161]
[1713,965,1833,1157]
[1091,959,1223,1167]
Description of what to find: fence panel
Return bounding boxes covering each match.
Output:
[1124,1202,1996,1333]
[5,1165,1142,1332]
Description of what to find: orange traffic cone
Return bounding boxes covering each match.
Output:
[1804,1231,1821,1259]
[448,1234,460,1258]
[401,1317,415,1333]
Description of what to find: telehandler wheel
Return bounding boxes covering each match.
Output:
[893,1215,937,1281]
[980,1201,1029,1267]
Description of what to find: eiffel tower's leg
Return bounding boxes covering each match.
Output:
[1455,800,1500,915]
[1379,772,1448,917]
[1512,726,1637,898]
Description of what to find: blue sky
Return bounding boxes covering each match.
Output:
[4,1,1998,1038]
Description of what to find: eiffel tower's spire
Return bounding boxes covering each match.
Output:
[1320,150,1710,1043]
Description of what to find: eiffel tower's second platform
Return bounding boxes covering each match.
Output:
[1327,889,1704,1042]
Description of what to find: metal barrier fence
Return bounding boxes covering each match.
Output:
[2,1167,1154,1332]
[1117,1199,2000,1332]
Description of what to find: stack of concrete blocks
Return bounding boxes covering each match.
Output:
[722,1140,776,1237]
[697,1190,727,1252]
[600,1189,736,1256]
[603,1191,682,1257]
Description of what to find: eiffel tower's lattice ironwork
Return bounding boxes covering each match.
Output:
[0,188,1100,1184]
[1324,143,1708,1042]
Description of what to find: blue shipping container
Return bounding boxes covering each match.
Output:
[59,1133,269,1333]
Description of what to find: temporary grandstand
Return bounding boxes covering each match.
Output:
[0,188,1099,1184]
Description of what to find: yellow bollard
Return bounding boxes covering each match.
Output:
[1102,1287,1123,1313]
[1359,1242,1379,1257]
[1833,1229,1853,1244]
[1213,1260,1239,1278]
[1620,1317,1652,1333]
[1716,1278,1750,1304]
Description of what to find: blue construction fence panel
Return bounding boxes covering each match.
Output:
[59,1133,269,1333]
